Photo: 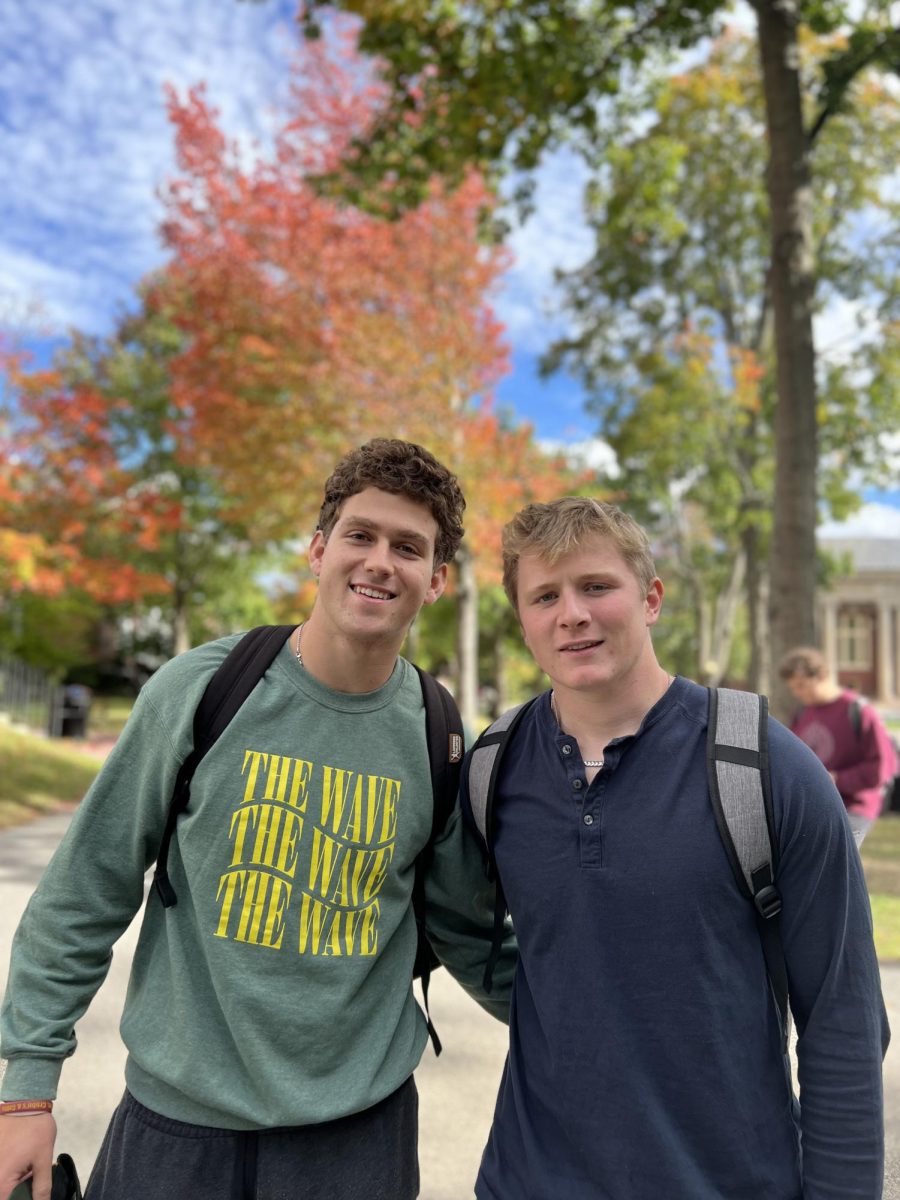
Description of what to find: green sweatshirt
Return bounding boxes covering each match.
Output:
[0,636,514,1129]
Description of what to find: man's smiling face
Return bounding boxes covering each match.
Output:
[308,487,447,652]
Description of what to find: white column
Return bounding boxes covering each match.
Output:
[821,597,839,674]
[877,601,892,702]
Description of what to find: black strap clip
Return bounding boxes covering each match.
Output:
[753,884,782,920]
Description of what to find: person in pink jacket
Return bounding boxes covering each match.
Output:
[779,646,898,844]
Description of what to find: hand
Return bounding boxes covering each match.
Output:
[0,1113,57,1200]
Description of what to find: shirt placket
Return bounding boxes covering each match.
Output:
[557,734,605,869]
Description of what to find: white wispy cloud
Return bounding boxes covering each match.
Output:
[0,244,106,331]
[819,502,900,539]
[0,0,297,334]
[496,148,594,354]
[540,436,620,478]
[815,295,882,367]
[0,0,598,360]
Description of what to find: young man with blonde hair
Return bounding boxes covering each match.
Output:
[462,496,888,1200]
[779,645,897,844]
[1,439,514,1200]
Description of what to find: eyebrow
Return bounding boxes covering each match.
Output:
[338,514,431,550]
[523,571,621,596]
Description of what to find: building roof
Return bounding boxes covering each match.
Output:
[818,536,900,573]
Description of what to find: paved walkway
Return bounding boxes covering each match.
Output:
[1,813,898,1198]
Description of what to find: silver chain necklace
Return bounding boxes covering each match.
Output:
[551,674,675,770]
[294,623,304,668]
[550,690,604,768]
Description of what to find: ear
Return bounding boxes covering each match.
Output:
[645,577,664,626]
[423,562,449,606]
[308,529,326,578]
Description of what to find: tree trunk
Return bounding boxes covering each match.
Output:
[492,638,505,719]
[708,549,746,687]
[455,543,479,733]
[491,605,517,718]
[169,528,192,657]
[753,0,819,719]
[742,522,769,695]
[697,581,713,684]
[172,593,191,657]
[405,619,420,664]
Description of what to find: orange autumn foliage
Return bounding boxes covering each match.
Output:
[156,23,509,542]
[1,351,176,602]
[452,409,592,587]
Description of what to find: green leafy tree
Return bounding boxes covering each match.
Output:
[60,298,279,657]
[0,590,103,678]
[544,31,899,688]
[306,0,900,713]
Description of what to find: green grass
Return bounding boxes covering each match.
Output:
[860,815,900,960]
[860,813,900,862]
[869,896,900,961]
[87,694,134,738]
[0,723,100,829]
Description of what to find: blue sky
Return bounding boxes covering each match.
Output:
[1,0,897,534]
[0,0,595,437]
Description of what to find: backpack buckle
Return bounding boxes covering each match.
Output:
[753,884,782,920]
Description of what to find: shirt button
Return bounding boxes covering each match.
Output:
[583,813,594,825]
[572,778,582,790]
[562,744,572,755]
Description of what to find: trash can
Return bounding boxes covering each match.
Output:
[60,684,92,738]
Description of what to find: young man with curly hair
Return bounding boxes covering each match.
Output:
[0,439,514,1200]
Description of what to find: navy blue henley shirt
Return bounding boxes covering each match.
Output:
[462,675,889,1200]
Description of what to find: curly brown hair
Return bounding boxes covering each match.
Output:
[317,439,465,567]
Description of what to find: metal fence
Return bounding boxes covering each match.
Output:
[0,656,65,736]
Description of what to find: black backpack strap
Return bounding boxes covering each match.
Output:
[410,666,465,1056]
[707,687,789,1049]
[848,697,863,738]
[464,697,538,992]
[153,625,295,908]
[414,666,465,841]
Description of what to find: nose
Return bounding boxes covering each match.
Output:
[557,590,589,628]
[364,538,392,576]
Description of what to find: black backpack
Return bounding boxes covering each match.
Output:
[464,687,790,1051]
[150,625,464,1054]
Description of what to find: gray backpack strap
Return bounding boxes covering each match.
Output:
[707,687,789,1048]
[467,701,531,852]
[465,697,538,992]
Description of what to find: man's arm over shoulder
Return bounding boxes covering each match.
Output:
[771,721,889,1199]
[422,778,517,1023]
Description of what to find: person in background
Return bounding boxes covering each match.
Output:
[779,645,898,845]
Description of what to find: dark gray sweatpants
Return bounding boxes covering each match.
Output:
[84,1079,419,1200]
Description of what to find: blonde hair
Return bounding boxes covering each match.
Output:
[502,497,657,611]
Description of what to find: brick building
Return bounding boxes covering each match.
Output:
[817,536,900,705]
